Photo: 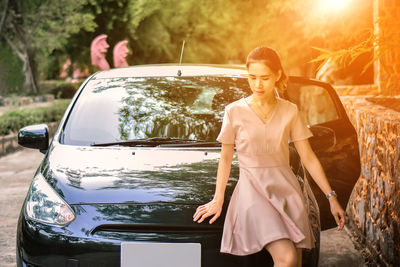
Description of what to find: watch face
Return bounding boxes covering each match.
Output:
[326,190,337,199]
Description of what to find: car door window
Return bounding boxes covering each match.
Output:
[286,83,339,125]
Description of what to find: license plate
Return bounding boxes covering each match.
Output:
[121,242,201,267]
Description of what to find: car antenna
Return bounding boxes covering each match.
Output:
[177,40,185,76]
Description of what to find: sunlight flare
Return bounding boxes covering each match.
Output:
[320,0,350,12]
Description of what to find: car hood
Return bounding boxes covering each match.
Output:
[41,144,239,205]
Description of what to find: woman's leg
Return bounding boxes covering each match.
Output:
[264,238,301,267]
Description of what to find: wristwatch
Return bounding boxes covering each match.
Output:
[326,190,337,199]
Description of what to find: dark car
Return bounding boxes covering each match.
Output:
[16,64,360,267]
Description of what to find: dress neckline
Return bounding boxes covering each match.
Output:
[242,97,280,125]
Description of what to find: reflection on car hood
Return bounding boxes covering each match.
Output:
[41,145,238,205]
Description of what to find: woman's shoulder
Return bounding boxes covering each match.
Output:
[225,98,246,111]
[277,97,298,112]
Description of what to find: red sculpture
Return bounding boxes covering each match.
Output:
[59,58,89,80]
[113,40,129,68]
[59,35,130,79]
[59,59,71,79]
[90,34,110,70]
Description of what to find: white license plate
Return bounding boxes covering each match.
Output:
[121,242,201,267]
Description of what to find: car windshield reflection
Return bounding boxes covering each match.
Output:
[62,76,250,146]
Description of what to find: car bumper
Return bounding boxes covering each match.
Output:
[17,203,317,267]
[17,203,277,267]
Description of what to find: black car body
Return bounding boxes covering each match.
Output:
[16,64,360,267]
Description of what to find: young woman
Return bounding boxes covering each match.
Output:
[192,46,345,267]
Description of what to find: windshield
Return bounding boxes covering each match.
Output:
[61,76,250,146]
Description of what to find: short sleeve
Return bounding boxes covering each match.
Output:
[216,107,235,144]
[290,105,313,142]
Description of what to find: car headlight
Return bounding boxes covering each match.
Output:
[25,173,75,225]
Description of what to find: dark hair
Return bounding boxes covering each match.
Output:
[246,46,288,96]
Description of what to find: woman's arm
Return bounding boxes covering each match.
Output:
[193,143,234,224]
[293,139,346,230]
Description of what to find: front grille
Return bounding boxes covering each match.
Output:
[92,224,222,235]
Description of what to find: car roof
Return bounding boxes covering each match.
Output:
[91,64,249,79]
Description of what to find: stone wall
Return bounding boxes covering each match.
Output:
[0,122,59,157]
[334,84,378,96]
[339,95,400,266]
[373,0,400,96]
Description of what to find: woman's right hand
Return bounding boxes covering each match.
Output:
[329,197,346,230]
[193,198,223,224]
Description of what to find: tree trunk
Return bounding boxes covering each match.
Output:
[2,24,38,95]
[22,47,38,94]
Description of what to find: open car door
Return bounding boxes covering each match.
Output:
[285,77,361,230]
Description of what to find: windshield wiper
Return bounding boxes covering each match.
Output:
[158,141,221,147]
[90,137,203,147]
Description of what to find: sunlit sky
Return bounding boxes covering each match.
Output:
[318,0,350,12]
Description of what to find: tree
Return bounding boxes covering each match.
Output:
[124,0,243,64]
[122,0,372,74]
[64,0,131,73]
[0,0,95,94]
[296,0,373,76]
[0,0,372,88]
[63,0,239,68]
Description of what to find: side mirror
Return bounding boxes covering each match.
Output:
[18,124,49,152]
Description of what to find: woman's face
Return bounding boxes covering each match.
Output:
[247,62,281,100]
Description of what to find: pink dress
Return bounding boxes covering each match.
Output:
[217,97,316,256]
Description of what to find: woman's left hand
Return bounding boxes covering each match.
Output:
[329,197,346,230]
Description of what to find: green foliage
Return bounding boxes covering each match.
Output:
[18,0,96,54]
[39,80,83,99]
[0,42,24,95]
[65,0,130,70]
[300,0,373,72]
[1,0,376,85]
[0,0,96,91]
[33,0,97,80]
[310,32,374,74]
[0,99,71,135]
[123,0,372,71]
[124,0,241,64]
[310,12,400,82]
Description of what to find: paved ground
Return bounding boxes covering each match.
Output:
[0,148,44,267]
[319,227,366,267]
[0,148,367,267]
